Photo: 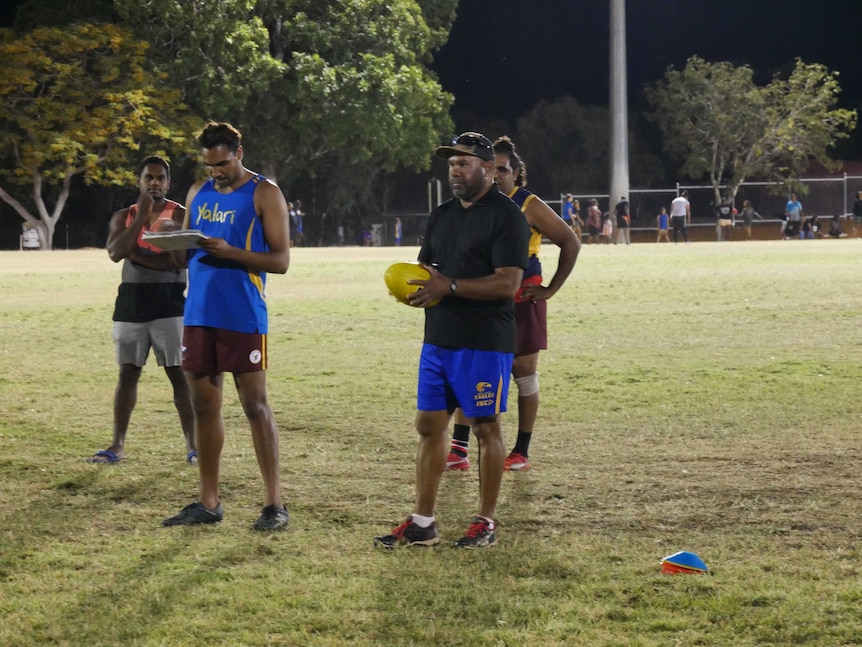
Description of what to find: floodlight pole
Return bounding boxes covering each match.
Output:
[609,0,630,211]
[428,178,442,212]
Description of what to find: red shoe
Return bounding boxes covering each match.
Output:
[503,452,530,471]
[454,516,497,548]
[446,451,470,471]
[374,516,439,549]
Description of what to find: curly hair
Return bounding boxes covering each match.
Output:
[492,136,527,187]
[198,122,242,153]
[136,155,170,179]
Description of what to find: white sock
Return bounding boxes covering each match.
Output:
[476,515,495,530]
[411,513,435,528]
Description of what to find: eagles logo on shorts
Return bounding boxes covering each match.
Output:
[474,381,496,408]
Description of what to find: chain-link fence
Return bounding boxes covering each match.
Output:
[373,175,862,247]
[6,175,861,249]
[560,175,862,229]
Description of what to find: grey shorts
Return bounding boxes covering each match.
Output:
[113,317,183,367]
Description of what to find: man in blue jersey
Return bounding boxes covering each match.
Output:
[561,194,575,228]
[374,132,531,549]
[394,216,402,246]
[446,136,580,473]
[162,122,291,531]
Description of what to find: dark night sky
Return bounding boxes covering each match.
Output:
[431,0,862,123]
[2,1,859,123]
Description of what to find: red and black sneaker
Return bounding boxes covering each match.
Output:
[454,516,497,548]
[374,516,440,549]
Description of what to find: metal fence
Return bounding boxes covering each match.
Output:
[375,175,862,246]
[562,175,862,229]
[4,175,859,249]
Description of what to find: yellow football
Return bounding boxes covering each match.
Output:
[384,261,439,307]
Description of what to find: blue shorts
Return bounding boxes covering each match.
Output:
[417,344,513,417]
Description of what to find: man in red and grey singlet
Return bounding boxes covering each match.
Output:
[87,156,196,465]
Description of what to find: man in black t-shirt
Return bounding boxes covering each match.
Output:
[716,196,733,241]
[374,132,530,550]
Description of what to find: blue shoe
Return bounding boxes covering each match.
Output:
[86,449,122,464]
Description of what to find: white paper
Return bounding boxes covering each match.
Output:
[141,229,209,250]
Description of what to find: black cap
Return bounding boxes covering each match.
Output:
[434,132,494,162]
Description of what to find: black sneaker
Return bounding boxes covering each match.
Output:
[253,504,289,531]
[374,516,440,549]
[454,516,497,548]
[162,501,223,526]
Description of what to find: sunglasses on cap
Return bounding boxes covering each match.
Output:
[450,133,492,151]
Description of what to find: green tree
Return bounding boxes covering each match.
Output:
[0,24,196,249]
[113,0,282,121]
[515,98,609,196]
[761,60,858,184]
[254,0,454,237]
[114,0,454,233]
[413,0,459,51]
[514,97,665,199]
[645,56,857,202]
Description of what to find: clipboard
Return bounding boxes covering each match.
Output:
[141,229,209,250]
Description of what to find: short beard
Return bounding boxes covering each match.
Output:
[451,178,490,203]
[451,184,477,202]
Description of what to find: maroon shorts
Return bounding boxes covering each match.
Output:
[182,326,267,374]
[514,299,547,356]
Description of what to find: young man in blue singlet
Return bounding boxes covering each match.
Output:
[162,122,291,531]
[446,136,580,472]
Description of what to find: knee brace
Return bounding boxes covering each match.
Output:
[514,373,539,397]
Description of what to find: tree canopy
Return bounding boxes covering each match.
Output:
[513,97,665,200]
[114,0,282,121]
[13,0,458,243]
[0,23,195,249]
[0,0,456,247]
[113,0,455,222]
[645,56,857,202]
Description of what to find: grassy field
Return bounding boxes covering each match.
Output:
[1,241,861,646]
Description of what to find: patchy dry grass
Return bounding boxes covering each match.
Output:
[1,241,861,646]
